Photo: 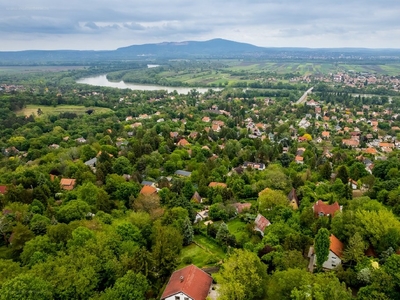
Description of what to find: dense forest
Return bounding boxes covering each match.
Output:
[0,63,400,300]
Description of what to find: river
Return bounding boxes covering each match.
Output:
[76,75,220,94]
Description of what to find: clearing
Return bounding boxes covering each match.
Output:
[17,105,113,117]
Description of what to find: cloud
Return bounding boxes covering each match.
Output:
[1,0,400,50]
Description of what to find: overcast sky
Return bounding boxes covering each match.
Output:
[1,0,399,50]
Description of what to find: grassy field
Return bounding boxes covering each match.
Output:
[192,235,226,260]
[0,66,85,74]
[178,243,221,268]
[17,105,113,117]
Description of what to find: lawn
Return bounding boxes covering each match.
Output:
[178,243,220,268]
[193,235,226,261]
[17,105,113,117]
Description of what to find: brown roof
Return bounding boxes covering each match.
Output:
[161,265,212,300]
[60,178,76,191]
[329,235,344,258]
[139,185,157,195]
[208,182,227,188]
[255,213,271,232]
[232,203,252,214]
[313,200,341,217]
[191,191,202,203]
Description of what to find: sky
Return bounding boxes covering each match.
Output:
[1,0,400,51]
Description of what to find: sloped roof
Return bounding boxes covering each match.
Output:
[139,185,157,195]
[0,185,7,194]
[255,213,271,232]
[233,202,252,214]
[192,191,202,202]
[329,234,344,258]
[161,265,212,300]
[313,200,341,217]
[60,178,76,190]
[208,182,227,188]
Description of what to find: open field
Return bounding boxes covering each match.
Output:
[178,243,222,268]
[0,66,85,74]
[193,235,226,261]
[17,105,113,117]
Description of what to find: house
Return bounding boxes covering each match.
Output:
[177,139,190,147]
[243,162,266,171]
[75,137,87,143]
[160,264,213,300]
[295,155,304,164]
[84,157,97,168]
[321,131,330,139]
[141,180,156,187]
[254,214,271,236]
[191,191,203,203]
[139,185,157,196]
[175,170,192,177]
[202,116,211,123]
[170,132,179,139]
[60,178,76,191]
[232,203,252,214]
[313,200,342,217]
[0,185,7,194]
[348,179,358,190]
[309,234,344,271]
[195,209,209,223]
[287,188,299,210]
[342,139,359,147]
[208,182,227,188]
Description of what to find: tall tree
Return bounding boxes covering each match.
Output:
[314,228,330,270]
[343,232,366,265]
[217,249,266,300]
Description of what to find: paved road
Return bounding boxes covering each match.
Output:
[296,87,314,105]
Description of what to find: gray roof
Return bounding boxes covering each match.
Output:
[141,180,155,186]
[84,157,97,166]
[175,170,192,177]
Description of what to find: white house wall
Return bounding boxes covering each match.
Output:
[314,250,341,270]
[164,293,192,300]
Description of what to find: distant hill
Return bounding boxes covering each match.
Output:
[1,38,400,64]
[115,38,266,57]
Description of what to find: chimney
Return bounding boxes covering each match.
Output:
[180,276,184,282]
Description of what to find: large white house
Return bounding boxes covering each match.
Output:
[308,234,344,271]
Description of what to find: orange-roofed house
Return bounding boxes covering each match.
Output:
[177,139,190,147]
[321,131,330,139]
[60,178,76,191]
[140,185,157,196]
[208,182,227,188]
[309,234,344,271]
[364,148,377,155]
[313,200,342,217]
[160,264,213,300]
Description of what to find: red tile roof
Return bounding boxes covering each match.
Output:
[255,213,271,233]
[161,265,212,300]
[329,234,344,258]
[313,200,341,217]
[60,178,76,191]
